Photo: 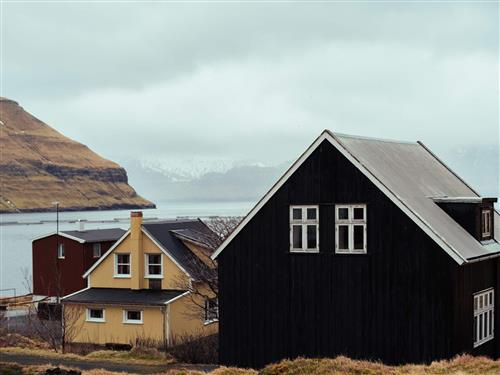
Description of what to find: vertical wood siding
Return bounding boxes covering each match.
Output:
[218,140,498,368]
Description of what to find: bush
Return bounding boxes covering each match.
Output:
[169,333,218,364]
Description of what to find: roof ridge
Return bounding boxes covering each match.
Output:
[142,218,200,225]
[416,140,481,197]
[326,130,416,145]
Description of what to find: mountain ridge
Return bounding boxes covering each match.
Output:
[0,97,155,213]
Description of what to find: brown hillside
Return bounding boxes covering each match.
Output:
[0,97,155,213]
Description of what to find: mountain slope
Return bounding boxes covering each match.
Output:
[0,97,155,213]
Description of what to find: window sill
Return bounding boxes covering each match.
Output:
[86,319,105,323]
[123,321,143,325]
[289,249,319,254]
[335,250,367,254]
[204,319,219,326]
[58,257,65,260]
[474,336,494,348]
[145,275,163,279]
[114,275,131,278]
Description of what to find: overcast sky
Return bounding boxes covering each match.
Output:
[2,2,499,192]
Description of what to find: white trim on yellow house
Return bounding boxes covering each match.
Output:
[83,230,131,278]
[83,227,192,280]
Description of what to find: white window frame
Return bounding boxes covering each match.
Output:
[123,309,143,324]
[86,307,105,323]
[473,288,494,348]
[57,243,65,259]
[144,253,163,279]
[289,205,319,253]
[482,209,492,238]
[114,253,131,278]
[335,204,367,254]
[204,298,219,324]
[92,243,102,258]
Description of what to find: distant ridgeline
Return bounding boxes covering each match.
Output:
[0,97,155,213]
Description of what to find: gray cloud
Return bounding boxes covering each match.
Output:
[3,2,498,197]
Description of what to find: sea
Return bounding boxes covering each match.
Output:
[0,200,254,297]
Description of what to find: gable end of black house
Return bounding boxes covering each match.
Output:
[214,131,500,369]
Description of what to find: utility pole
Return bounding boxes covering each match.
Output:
[52,201,60,303]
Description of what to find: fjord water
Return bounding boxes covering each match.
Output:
[0,201,253,297]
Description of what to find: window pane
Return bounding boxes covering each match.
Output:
[489,311,493,335]
[90,309,103,319]
[353,225,364,250]
[338,225,349,250]
[307,208,317,220]
[480,296,483,309]
[149,265,162,275]
[353,207,364,220]
[479,315,483,340]
[118,254,129,263]
[338,208,348,220]
[474,297,478,311]
[148,254,161,265]
[118,264,130,275]
[127,311,141,320]
[292,208,302,220]
[292,225,302,249]
[307,225,317,249]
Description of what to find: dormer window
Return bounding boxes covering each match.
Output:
[482,209,492,239]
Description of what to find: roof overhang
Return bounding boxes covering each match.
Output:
[432,197,497,204]
[32,232,86,243]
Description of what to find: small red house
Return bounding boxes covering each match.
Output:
[32,228,126,298]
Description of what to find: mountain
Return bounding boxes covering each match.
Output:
[121,158,290,203]
[0,97,155,213]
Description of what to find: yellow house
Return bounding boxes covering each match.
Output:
[61,212,218,347]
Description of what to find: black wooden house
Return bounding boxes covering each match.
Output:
[212,130,500,368]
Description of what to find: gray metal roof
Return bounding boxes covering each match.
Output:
[62,228,126,243]
[142,219,213,276]
[332,131,500,261]
[170,228,215,248]
[62,288,186,306]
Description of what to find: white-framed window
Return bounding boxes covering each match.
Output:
[123,309,143,324]
[204,298,218,323]
[474,288,494,348]
[335,204,367,254]
[114,253,131,277]
[86,308,105,322]
[92,243,102,258]
[57,243,65,259]
[289,205,319,252]
[482,209,492,238]
[145,253,163,278]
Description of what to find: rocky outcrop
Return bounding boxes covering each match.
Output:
[0,97,155,213]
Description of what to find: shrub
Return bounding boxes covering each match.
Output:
[169,333,218,364]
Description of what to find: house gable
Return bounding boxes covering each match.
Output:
[87,230,189,290]
[213,130,498,264]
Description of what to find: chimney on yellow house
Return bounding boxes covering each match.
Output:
[130,211,143,290]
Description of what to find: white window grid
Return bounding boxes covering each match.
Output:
[114,253,131,277]
[482,210,492,238]
[289,205,319,253]
[92,243,101,258]
[123,309,143,324]
[335,204,367,254]
[473,288,494,348]
[86,308,105,323]
[145,253,163,278]
[58,243,65,259]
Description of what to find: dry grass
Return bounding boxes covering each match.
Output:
[0,332,50,349]
[0,346,173,366]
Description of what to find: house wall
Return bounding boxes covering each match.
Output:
[32,235,114,297]
[218,139,465,368]
[66,304,165,345]
[89,234,188,289]
[169,295,218,343]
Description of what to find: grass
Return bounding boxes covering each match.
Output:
[3,346,500,374]
[0,346,173,366]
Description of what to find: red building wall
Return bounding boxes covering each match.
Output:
[32,235,114,297]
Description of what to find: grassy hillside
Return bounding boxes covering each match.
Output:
[0,97,155,213]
